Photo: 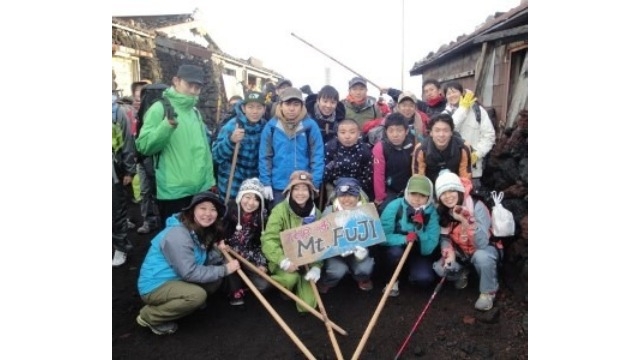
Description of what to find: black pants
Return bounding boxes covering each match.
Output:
[158,196,193,228]
[112,181,133,253]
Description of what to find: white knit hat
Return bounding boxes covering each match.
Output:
[235,178,266,231]
[434,170,465,198]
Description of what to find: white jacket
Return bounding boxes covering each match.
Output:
[447,104,496,178]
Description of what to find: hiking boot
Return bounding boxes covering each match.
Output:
[358,279,374,291]
[229,289,245,306]
[455,268,470,290]
[383,281,399,297]
[126,219,136,230]
[112,250,127,267]
[136,315,178,335]
[137,221,151,234]
[475,293,496,311]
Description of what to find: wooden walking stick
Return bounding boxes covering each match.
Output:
[220,248,317,360]
[224,119,243,204]
[227,248,348,336]
[306,265,344,360]
[351,241,415,360]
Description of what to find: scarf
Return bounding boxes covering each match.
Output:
[426,94,445,107]
[345,94,366,107]
[289,196,315,218]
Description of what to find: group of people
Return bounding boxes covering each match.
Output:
[112,63,500,336]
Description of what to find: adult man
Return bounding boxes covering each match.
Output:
[267,79,292,118]
[259,87,324,207]
[136,64,215,225]
[382,78,448,120]
[342,77,381,129]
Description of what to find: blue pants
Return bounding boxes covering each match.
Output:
[433,247,499,294]
[318,255,374,288]
[385,245,436,288]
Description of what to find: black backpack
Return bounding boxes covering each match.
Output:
[136,83,176,138]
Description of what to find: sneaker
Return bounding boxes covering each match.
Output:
[126,219,136,230]
[455,268,470,290]
[475,293,496,311]
[229,289,245,306]
[137,221,151,234]
[112,250,127,267]
[358,279,374,291]
[383,281,399,297]
[136,315,178,335]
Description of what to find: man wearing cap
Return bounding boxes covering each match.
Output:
[259,87,324,208]
[380,78,448,120]
[213,91,267,200]
[342,76,382,129]
[395,91,430,141]
[136,64,215,226]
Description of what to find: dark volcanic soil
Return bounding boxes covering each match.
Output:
[113,205,528,360]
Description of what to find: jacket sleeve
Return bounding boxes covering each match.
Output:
[380,199,406,247]
[116,106,137,176]
[308,122,325,189]
[261,203,288,269]
[372,142,387,203]
[161,228,227,283]
[475,107,496,158]
[212,119,237,164]
[473,200,492,250]
[258,122,274,187]
[136,102,176,156]
[418,206,440,256]
[450,105,469,129]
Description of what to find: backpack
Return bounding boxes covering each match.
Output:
[136,83,176,138]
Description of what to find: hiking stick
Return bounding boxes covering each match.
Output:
[393,271,448,360]
[227,248,348,336]
[306,265,344,360]
[224,120,242,204]
[220,248,317,360]
[351,241,415,360]
[291,33,381,91]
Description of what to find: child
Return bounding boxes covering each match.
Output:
[379,175,440,297]
[372,113,415,210]
[316,178,375,293]
[432,170,499,311]
[136,191,240,335]
[261,171,323,312]
[213,91,267,200]
[222,178,270,306]
[323,118,373,202]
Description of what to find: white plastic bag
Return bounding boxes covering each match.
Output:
[490,191,515,237]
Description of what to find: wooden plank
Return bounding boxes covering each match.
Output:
[473,25,528,44]
[281,203,386,267]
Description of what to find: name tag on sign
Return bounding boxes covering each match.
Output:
[280,203,386,267]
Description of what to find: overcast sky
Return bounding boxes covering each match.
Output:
[113,0,524,98]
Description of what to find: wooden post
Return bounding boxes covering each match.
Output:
[307,265,344,360]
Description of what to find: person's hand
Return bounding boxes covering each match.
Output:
[225,259,240,274]
[470,151,479,166]
[122,175,132,186]
[406,231,418,243]
[166,117,178,128]
[459,91,476,110]
[354,246,368,261]
[304,266,321,283]
[340,249,355,257]
[230,127,245,143]
[210,185,219,194]
[263,186,274,201]
[279,258,297,272]
[442,247,455,269]
[258,265,268,273]
[451,206,471,223]
[217,240,228,251]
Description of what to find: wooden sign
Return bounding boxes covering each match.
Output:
[280,203,386,267]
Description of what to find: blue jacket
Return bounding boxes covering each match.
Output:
[380,184,440,256]
[259,105,324,190]
[137,215,227,295]
[212,101,266,199]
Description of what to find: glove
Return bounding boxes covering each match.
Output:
[263,186,274,201]
[340,249,355,257]
[354,246,369,261]
[406,232,418,243]
[459,91,476,110]
[279,258,292,271]
[470,151,479,166]
[304,266,321,283]
[442,248,456,269]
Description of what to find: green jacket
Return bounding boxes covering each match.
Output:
[135,87,214,200]
[261,200,322,273]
